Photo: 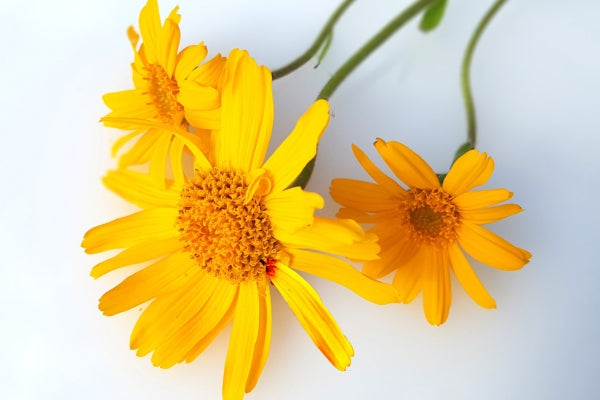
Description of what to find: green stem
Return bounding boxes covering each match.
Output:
[318,0,437,100]
[271,0,356,80]
[461,0,507,148]
[292,0,436,189]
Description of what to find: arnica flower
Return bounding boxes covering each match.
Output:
[83,50,397,400]
[330,139,531,325]
[102,0,225,181]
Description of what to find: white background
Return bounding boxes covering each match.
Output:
[2,0,599,399]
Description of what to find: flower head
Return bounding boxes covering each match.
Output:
[330,139,531,325]
[102,0,225,181]
[84,50,396,400]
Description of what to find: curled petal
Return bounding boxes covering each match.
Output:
[443,149,494,194]
[270,261,353,371]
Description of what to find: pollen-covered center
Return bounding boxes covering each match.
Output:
[144,64,183,123]
[400,188,460,246]
[176,168,282,283]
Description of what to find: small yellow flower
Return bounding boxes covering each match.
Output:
[330,139,531,325]
[84,50,396,400]
[102,0,225,181]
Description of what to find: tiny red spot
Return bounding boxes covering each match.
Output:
[265,258,277,278]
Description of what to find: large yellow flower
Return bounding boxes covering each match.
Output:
[102,0,225,181]
[330,139,531,325]
[83,49,397,400]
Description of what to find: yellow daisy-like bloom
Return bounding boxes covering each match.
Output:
[102,0,225,180]
[330,139,531,325]
[84,50,397,400]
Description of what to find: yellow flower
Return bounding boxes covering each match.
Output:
[102,0,225,181]
[330,139,531,325]
[83,49,397,400]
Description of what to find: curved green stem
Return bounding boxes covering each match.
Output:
[271,0,356,80]
[461,0,507,148]
[292,0,436,189]
[318,0,437,100]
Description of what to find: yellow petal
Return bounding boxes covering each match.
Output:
[110,130,142,158]
[190,127,213,164]
[82,208,178,254]
[262,99,330,193]
[102,169,180,209]
[174,43,208,83]
[183,55,226,130]
[454,188,513,209]
[457,222,532,270]
[392,246,426,303]
[245,168,273,202]
[362,224,417,279]
[447,243,496,309]
[169,136,187,188]
[330,178,401,212]
[277,217,379,261]
[150,278,237,368]
[335,207,379,224]
[158,9,180,76]
[178,79,220,113]
[245,279,272,393]
[217,49,273,172]
[164,5,181,25]
[374,139,440,189]
[138,0,161,63]
[266,187,323,234]
[90,236,181,278]
[98,251,195,316]
[127,26,139,51]
[131,269,216,356]
[443,150,494,194]
[422,249,452,325]
[117,129,162,167]
[148,132,173,184]
[186,52,227,88]
[289,249,399,305]
[102,89,150,117]
[183,292,236,363]
[185,108,221,131]
[351,144,406,196]
[270,261,353,371]
[131,50,146,87]
[101,118,212,171]
[223,281,260,400]
[460,204,523,225]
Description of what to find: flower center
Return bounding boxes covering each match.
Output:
[144,64,183,124]
[176,168,282,283]
[401,188,459,247]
